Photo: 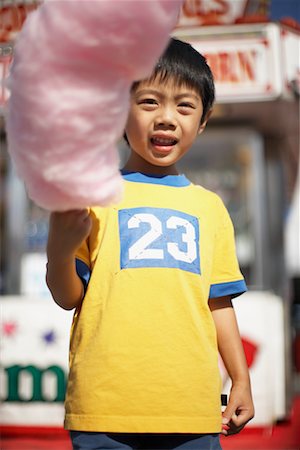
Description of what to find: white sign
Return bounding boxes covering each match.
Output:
[0,297,73,426]
[231,291,286,424]
[178,0,249,27]
[174,23,283,102]
[21,253,51,299]
[281,27,300,96]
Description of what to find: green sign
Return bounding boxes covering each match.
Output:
[3,365,66,402]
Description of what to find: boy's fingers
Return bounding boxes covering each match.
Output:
[232,409,253,427]
[222,403,237,424]
[68,209,90,224]
[71,208,89,217]
[229,413,240,426]
[222,410,252,436]
[80,209,91,220]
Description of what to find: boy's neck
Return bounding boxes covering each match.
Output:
[123,154,179,176]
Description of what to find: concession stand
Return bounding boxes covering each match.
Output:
[0,0,299,434]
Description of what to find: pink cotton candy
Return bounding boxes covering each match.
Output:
[5,0,183,211]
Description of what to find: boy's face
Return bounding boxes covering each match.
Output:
[124,77,208,174]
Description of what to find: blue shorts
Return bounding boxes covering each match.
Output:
[70,431,222,450]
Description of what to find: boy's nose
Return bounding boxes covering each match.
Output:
[155,107,177,129]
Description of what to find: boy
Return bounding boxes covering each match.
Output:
[46,38,254,450]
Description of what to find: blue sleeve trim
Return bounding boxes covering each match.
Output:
[76,259,91,292]
[209,279,247,299]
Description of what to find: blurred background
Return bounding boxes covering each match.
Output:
[1,1,299,449]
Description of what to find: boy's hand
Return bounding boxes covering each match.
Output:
[47,209,92,260]
[221,382,254,436]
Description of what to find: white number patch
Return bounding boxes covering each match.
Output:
[118,207,200,274]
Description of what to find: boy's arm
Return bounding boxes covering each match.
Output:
[46,209,92,310]
[209,296,254,436]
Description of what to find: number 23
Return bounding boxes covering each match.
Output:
[128,213,197,264]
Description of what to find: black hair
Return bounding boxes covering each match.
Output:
[132,37,215,124]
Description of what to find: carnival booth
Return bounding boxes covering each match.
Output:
[1,0,299,434]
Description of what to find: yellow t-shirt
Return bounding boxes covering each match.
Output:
[64,172,246,433]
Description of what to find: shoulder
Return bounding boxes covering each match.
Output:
[191,183,232,227]
[191,183,226,208]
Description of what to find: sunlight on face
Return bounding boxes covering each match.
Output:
[124,77,207,175]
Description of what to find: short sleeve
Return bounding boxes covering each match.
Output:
[75,208,102,290]
[76,237,90,268]
[209,197,247,299]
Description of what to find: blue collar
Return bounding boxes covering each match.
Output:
[121,170,191,187]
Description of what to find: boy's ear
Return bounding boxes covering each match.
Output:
[198,109,213,135]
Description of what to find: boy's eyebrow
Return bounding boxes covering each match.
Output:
[135,89,200,101]
[135,89,162,97]
[175,93,200,101]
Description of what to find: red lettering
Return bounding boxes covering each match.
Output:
[182,0,203,18]
[0,3,39,43]
[204,53,220,80]
[181,0,230,24]
[0,7,20,42]
[238,51,256,82]
[213,0,229,15]
[219,52,239,82]
[0,55,13,106]
[204,50,257,84]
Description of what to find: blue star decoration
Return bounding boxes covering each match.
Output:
[42,329,57,345]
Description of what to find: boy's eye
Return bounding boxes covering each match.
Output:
[139,98,158,105]
[178,102,195,109]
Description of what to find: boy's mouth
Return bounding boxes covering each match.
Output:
[150,136,178,152]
